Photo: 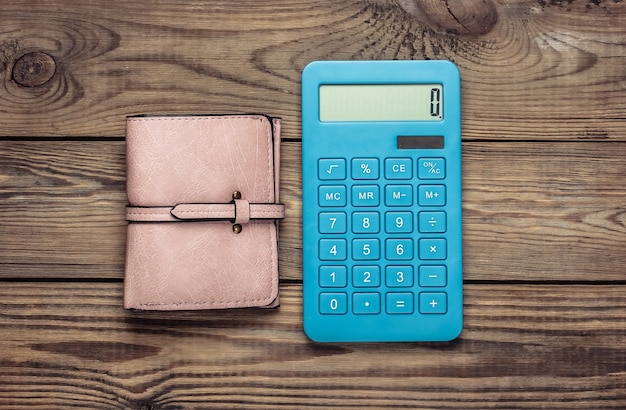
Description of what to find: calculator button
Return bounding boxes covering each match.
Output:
[385,265,414,287]
[418,185,446,206]
[353,265,381,287]
[386,292,414,314]
[418,211,446,233]
[352,212,380,234]
[319,158,346,180]
[418,158,445,180]
[352,185,380,207]
[385,185,413,207]
[385,238,413,260]
[320,293,348,314]
[319,212,347,234]
[353,293,381,314]
[352,238,380,260]
[385,212,413,234]
[319,239,347,261]
[319,185,346,207]
[385,158,412,179]
[352,158,379,179]
[419,292,447,314]
[319,266,347,288]
[419,238,446,260]
[419,265,447,287]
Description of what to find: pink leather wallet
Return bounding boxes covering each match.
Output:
[124,114,284,310]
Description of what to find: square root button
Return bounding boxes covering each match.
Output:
[319,158,346,180]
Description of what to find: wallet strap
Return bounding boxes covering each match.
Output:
[126,201,285,223]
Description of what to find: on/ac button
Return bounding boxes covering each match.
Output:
[418,158,445,179]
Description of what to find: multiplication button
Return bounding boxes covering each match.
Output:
[419,238,446,260]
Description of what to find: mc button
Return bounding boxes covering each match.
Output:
[319,185,346,207]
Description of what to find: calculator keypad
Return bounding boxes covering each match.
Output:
[317,157,449,316]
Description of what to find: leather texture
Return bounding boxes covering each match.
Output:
[124,115,283,310]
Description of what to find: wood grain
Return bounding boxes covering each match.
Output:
[1,0,625,407]
[0,282,625,408]
[0,0,624,140]
[1,140,625,281]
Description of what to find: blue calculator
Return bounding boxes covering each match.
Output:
[301,60,462,342]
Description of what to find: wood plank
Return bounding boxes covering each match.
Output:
[0,0,624,140]
[1,140,626,281]
[0,282,625,408]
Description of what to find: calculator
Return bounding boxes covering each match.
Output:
[301,60,462,342]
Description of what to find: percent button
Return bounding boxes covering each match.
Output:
[352,158,379,180]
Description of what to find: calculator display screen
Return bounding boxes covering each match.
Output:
[319,84,442,122]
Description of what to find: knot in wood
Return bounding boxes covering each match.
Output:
[415,0,498,36]
[11,52,56,87]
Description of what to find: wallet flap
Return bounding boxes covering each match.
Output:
[126,115,277,207]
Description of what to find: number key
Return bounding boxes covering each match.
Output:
[319,212,347,234]
[319,293,348,314]
[353,265,381,287]
[319,239,347,261]
[352,212,380,234]
[319,266,347,287]
[386,238,413,260]
[386,265,414,287]
[385,212,412,234]
[352,238,380,260]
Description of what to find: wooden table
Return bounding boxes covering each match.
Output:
[1,1,625,408]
